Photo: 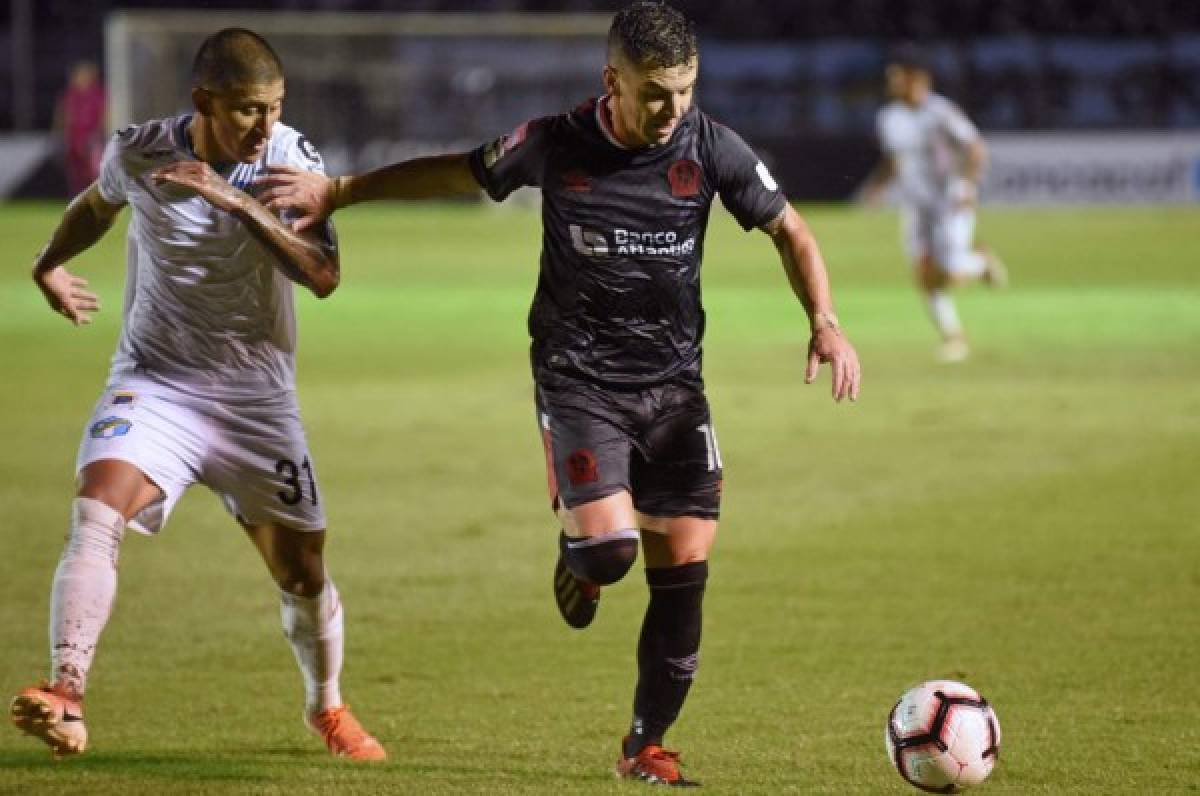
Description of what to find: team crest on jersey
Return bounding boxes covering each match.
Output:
[667,159,702,198]
[482,121,530,170]
[90,416,132,440]
[566,448,599,486]
[561,169,592,193]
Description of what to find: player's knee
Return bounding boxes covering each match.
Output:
[560,529,639,585]
[64,497,126,566]
[273,559,325,598]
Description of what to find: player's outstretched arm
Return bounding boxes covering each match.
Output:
[151,161,340,299]
[256,153,480,233]
[763,204,861,402]
[31,184,122,325]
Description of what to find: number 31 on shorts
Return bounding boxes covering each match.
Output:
[275,456,318,506]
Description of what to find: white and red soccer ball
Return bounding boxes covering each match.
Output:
[885,680,1001,793]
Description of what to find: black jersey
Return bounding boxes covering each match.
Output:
[469,97,786,388]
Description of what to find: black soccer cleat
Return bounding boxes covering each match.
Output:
[553,553,601,629]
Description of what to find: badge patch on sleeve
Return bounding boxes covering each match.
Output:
[482,121,530,169]
[90,416,133,439]
[756,161,779,192]
[297,136,323,167]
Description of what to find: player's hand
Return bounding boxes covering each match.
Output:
[255,166,334,233]
[806,327,861,402]
[33,264,100,326]
[151,161,245,213]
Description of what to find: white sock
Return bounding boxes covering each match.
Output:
[49,497,125,698]
[947,250,988,279]
[926,290,964,340]
[281,579,344,715]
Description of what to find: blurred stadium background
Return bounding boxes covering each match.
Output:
[2,0,1199,202]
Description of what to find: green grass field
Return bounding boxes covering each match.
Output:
[0,201,1197,794]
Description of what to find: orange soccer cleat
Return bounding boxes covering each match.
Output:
[306,705,386,761]
[10,682,88,759]
[615,739,700,787]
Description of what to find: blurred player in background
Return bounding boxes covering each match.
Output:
[862,45,1007,363]
[55,61,107,197]
[258,1,859,785]
[11,28,384,762]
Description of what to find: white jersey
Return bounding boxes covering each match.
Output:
[877,93,980,208]
[96,115,327,398]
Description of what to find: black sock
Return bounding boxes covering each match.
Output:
[625,560,708,758]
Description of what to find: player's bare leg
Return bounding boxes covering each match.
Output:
[243,522,385,761]
[917,257,969,362]
[613,515,714,787]
[976,243,1009,288]
[11,459,160,758]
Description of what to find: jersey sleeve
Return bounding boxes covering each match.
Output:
[277,131,335,245]
[468,117,552,202]
[282,132,328,176]
[708,122,788,231]
[96,131,130,204]
[938,100,980,147]
[876,110,894,153]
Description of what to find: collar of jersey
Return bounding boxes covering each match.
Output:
[595,95,694,152]
[172,112,258,189]
[595,96,628,150]
[175,114,197,158]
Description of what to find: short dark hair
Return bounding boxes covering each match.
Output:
[608,2,698,70]
[192,28,284,92]
[887,42,931,74]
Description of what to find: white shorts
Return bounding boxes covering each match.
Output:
[75,379,327,535]
[901,203,984,277]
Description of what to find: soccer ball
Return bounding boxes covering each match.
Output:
[884,680,1000,793]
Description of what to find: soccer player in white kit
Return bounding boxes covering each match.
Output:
[10,29,385,762]
[863,46,1007,362]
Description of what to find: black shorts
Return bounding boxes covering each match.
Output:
[535,377,723,520]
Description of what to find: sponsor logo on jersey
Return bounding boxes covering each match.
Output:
[570,224,697,258]
[111,391,136,407]
[667,159,702,197]
[566,448,599,486]
[482,121,531,170]
[90,416,132,439]
[756,161,779,192]
[562,169,592,192]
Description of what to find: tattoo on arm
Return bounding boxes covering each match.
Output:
[231,198,340,298]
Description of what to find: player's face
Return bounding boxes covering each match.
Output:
[885,65,930,106]
[198,80,285,164]
[605,56,698,148]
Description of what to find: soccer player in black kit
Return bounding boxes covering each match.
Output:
[259,2,861,785]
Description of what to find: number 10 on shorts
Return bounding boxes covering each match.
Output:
[697,424,723,472]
